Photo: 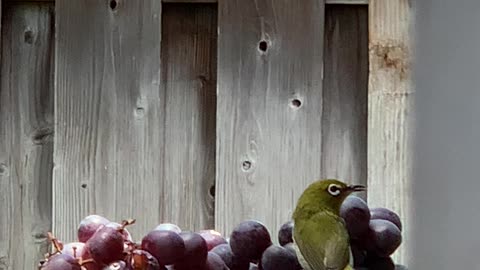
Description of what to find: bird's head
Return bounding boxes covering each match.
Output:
[293,179,366,218]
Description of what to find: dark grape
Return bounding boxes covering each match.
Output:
[154,223,182,234]
[199,230,228,251]
[129,249,161,270]
[350,241,367,268]
[85,225,126,265]
[78,215,110,243]
[249,263,258,270]
[340,196,370,240]
[102,261,132,270]
[141,229,185,266]
[260,245,301,270]
[364,255,395,270]
[370,208,403,232]
[278,243,302,270]
[203,251,229,270]
[211,243,249,270]
[229,220,272,262]
[174,232,208,269]
[277,221,294,246]
[367,219,402,257]
[42,254,81,270]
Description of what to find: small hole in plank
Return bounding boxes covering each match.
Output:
[209,185,215,197]
[258,40,268,52]
[242,160,252,171]
[0,163,6,175]
[81,183,87,189]
[290,99,302,109]
[24,30,34,44]
[110,0,118,10]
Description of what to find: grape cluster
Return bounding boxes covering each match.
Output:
[37,197,406,270]
[339,196,404,270]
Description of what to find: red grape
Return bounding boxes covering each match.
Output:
[198,230,228,251]
[61,242,85,258]
[141,229,185,266]
[41,253,81,270]
[370,207,403,232]
[78,215,110,243]
[229,220,272,262]
[105,222,133,242]
[85,225,127,265]
[277,221,294,246]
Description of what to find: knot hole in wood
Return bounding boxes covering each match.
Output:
[289,98,302,109]
[209,185,215,197]
[0,163,7,176]
[242,160,252,171]
[258,40,268,53]
[110,0,118,11]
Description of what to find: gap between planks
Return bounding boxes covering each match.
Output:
[5,0,368,4]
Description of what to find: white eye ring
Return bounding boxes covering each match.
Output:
[328,184,342,196]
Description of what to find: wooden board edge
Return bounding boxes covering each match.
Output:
[5,0,368,4]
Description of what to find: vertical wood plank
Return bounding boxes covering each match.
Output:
[322,5,368,197]
[0,2,54,269]
[54,0,163,241]
[161,3,217,231]
[368,0,414,265]
[216,0,325,238]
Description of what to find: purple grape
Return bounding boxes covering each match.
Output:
[229,220,272,262]
[249,263,259,270]
[174,232,209,269]
[85,225,126,265]
[340,196,370,240]
[141,230,185,266]
[350,241,367,268]
[154,223,182,234]
[260,245,301,270]
[278,243,302,270]
[42,254,81,270]
[364,255,395,270]
[78,215,110,243]
[203,251,230,270]
[277,221,294,246]
[367,219,402,257]
[102,261,132,270]
[61,242,85,259]
[211,243,250,270]
[370,207,403,232]
[199,230,228,251]
[129,249,161,270]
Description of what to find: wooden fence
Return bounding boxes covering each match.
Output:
[0,0,413,269]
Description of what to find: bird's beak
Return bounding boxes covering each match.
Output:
[346,184,366,192]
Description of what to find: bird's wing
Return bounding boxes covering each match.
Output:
[293,211,350,270]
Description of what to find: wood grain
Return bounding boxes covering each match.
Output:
[216,0,325,238]
[0,2,54,269]
[161,3,217,231]
[54,0,164,241]
[6,0,368,4]
[322,5,368,198]
[368,0,413,265]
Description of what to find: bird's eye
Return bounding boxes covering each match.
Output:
[327,184,341,196]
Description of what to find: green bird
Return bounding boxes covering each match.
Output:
[291,179,366,270]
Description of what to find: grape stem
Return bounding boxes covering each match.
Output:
[47,232,62,255]
[120,218,136,230]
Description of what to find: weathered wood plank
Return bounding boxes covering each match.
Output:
[161,3,217,231]
[0,2,54,269]
[216,0,325,238]
[322,5,368,198]
[6,0,368,4]
[368,0,413,265]
[54,0,163,241]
